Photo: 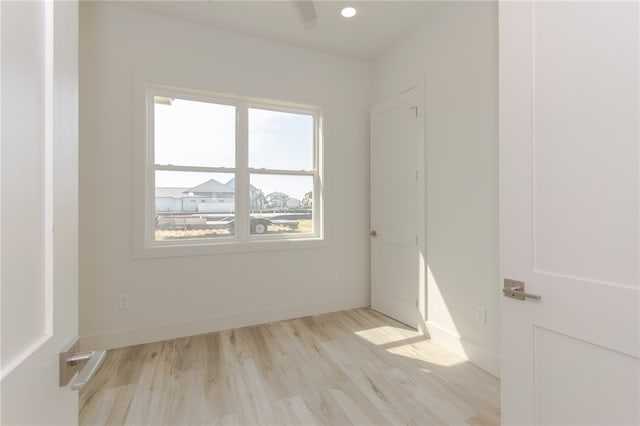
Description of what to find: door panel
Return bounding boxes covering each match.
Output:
[534,327,639,426]
[370,88,422,328]
[1,0,50,373]
[532,2,638,287]
[1,1,79,424]
[500,2,639,425]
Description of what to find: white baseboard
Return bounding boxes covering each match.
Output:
[80,299,368,351]
[426,321,500,377]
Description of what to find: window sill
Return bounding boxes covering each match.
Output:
[133,236,327,259]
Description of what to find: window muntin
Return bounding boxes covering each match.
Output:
[147,87,321,249]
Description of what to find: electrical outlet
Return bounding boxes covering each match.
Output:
[474,306,486,325]
[331,272,339,284]
[119,294,130,310]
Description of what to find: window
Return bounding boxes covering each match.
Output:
[143,85,322,253]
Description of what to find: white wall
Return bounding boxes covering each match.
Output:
[79,2,371,349]
[372,2,500,376]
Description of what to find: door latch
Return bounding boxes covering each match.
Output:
[503,279,541,301]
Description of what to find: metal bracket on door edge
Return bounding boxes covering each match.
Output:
[60,338,106,390]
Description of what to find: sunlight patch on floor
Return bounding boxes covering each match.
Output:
[354,325,418,346]
[354,325,466,367]
[387,340,466,367]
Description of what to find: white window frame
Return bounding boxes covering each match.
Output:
[134,83,324,258]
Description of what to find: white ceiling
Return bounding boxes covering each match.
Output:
[119,0,441,60]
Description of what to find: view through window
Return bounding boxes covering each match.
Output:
[151,91,320,244]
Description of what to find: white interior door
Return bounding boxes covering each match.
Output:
[371,87,423,329]
[1,1,80,424]
[500,2,639,425]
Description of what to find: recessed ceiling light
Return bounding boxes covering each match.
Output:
[341,7,357,18]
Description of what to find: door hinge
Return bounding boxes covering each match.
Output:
[415,170,419,180]
[411,106,418,117]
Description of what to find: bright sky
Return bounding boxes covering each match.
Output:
[154,98,313,200]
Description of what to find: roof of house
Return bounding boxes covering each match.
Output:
[267,191,289,198]
[226,178,259,193]
[156,187,190,198]
[156,178,267,199]
[187,178,234,195]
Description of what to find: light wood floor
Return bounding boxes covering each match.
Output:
[80,308,500,426]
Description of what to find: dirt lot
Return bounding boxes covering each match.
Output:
[155,219,313,241]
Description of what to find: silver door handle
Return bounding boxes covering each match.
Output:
[60,339,106,390]
[503,279,541,301]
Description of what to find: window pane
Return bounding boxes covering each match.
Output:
[249,174,313,235]
[155,170,235,240]
[154,97,235,168]
[248,108,313,170]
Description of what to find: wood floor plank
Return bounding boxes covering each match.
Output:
[386,368,469,425]
[103,384,138,426]
[123,341,174,425]
[298,386,352,425]
[228,358,278,426]
[209,413,239,426]
[79,348,124,419]
[280,319,350,388]
[275,395,322,426]
[80,308,500,426]
[328,381,391,426]
[318,339,405,425]
[80,384,120,426]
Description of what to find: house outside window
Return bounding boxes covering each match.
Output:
[140,84,323,255]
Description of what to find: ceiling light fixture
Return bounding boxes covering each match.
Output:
[341,6,356,18]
